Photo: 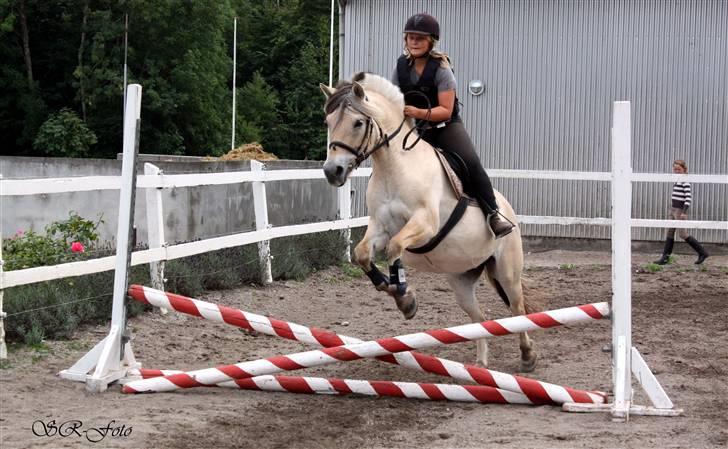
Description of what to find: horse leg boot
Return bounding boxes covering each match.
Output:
[354,230,389,292]
[385,210,438,320]
[654,237,674,265]
[389,259,417,319]
[685,236,709,265]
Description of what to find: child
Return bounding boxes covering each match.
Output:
[654,159,709,265]
[391,13,514,239]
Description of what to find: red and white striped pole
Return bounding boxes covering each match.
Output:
[122,298,609,397]
[128,369,533,405]
[128,285,607,404]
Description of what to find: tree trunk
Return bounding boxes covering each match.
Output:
[77,1,89,121]
[17,0,33,89]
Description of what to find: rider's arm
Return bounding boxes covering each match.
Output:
[404,89,455,121]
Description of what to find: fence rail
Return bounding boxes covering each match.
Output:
[1,169,726,290]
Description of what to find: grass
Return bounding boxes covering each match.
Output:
[559,263,576,270]
[340,262,364,278]
[642,263,664,273]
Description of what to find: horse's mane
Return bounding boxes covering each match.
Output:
[324,72,405,118]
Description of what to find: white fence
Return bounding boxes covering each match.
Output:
[0,92,726,419]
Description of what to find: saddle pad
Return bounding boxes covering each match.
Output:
[433,149,478,206]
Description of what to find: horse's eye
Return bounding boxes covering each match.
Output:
[354,119,364,129]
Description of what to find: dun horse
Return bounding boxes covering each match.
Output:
[320,73,538,372]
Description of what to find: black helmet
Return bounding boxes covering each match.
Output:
[403,13,440,41]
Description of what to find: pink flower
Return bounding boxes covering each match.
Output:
[15,230,24,237]
[70,242,85,253]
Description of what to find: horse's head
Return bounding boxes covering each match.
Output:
[320,73,407,186]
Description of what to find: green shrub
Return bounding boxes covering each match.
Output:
[3,212,103,271]
[33,108,97,158]
[3,230,351,348]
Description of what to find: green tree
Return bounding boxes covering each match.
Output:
[33,108,97,157]
[235,71,279,147]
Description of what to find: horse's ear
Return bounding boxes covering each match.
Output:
[352,81,366,99]
[320,83,336,99]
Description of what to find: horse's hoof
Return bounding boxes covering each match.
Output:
[520,353,538,373]
[395,291,418,320]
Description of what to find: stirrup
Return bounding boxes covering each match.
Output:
[489,211,515,239]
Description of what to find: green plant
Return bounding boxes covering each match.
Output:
[559,263,576,270]
[33,108,97,157]
[643,263,664,273]
[340,262,364,278]
[3,212,103,270]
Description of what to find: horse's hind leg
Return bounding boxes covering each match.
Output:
[446,267,488,366]
[484,258,537,372]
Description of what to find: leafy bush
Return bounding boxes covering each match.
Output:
[3,212,103,271]
[32,108,97,158]
[4,230,349,347]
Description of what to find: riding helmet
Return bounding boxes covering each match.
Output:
[403,13,440,41]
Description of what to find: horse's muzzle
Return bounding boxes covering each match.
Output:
[323,161,347,187]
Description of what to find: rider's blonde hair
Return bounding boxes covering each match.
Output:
[402,34,452,70]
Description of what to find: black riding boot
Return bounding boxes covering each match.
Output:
[488,210,515,239]
[685,236,709,265]
[654,238,674,265]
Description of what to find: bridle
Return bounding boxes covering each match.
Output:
[327,90,433,170]
[328,99,406,170]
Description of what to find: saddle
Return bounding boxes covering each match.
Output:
[406,148,478,254]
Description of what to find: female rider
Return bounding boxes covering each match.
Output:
[392,13,514,239]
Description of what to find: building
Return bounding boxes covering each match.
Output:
[337,0,727,243]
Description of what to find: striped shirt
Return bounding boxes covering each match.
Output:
[671,182,692,209]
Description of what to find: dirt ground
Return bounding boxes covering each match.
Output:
[1,249,727,449]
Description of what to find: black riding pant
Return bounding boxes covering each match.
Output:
[421,121,499,213]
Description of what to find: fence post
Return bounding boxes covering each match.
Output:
[610,101,633,420]
[144,163,167,315]
[338,179,352,263]
[251,160,273,284]
[0,182,6,359]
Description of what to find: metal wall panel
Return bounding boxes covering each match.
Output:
[342,0,727,243]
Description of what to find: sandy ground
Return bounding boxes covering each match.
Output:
[1,249,727,449]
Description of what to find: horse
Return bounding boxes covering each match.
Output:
[320,72,538,372]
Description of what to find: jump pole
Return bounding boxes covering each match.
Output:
[128,369,534,405]
[122,300,609,394]
[128,284,607,404]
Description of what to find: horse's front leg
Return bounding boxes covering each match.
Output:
[385,209,437,319]
[353,220,389,292]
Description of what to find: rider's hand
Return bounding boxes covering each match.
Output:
[404,106,421,119]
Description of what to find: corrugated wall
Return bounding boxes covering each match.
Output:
[341,0,727,243]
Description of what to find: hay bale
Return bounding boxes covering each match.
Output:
[214,143,279,161]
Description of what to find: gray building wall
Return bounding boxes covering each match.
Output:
[341,0,727,243]
[1,156,337,245]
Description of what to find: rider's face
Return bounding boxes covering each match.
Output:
[406,33,430,57]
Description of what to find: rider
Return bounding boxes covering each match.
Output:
[392,13,514,239]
